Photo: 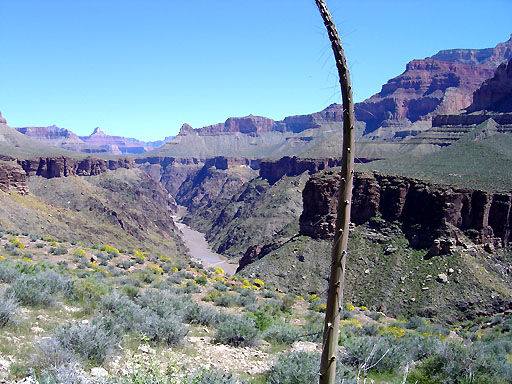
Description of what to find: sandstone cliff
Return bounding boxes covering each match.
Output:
[468,58,512,113]
[300,170,511,247]
[17,157,134,178]
[0,161,29,195]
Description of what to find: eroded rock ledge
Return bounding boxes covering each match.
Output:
[300,170,511,246]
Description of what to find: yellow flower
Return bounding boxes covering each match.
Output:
[345,303,355,311]
[253,278,264,287]
[214,266,224,275]
[380,326,405,338]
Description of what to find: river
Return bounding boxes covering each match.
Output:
[172,207,238,275]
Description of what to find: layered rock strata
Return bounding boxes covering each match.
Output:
[300,170,512,246]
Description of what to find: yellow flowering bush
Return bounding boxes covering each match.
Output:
[379,326,405,338]
[73,249,87,258]
[149,265,163,275]
[253,278,264,287]
[214,266,224,275]
[345,302,355,311]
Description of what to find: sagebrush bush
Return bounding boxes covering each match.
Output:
[66,276,110,308]
[137,310,187,345]
[184,303,224,326]
[267,351,354,384]
[135,290,190,319]
[0,261,20,283]
[263,323,302,345]
[54,317,118,364]
[36,337,77,368]
[0,293,18,326]
[214,314,259,347]
[214,293,237,308]
[7,270,72,307]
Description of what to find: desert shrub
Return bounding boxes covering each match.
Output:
[262,289,280,299]
[136,290,190,319]
[267,351,354,384]
[263,323,302,345]
[214,314,259,347]
[35,242,45,248]
[53,317,117,364]
[36,338,77,368]
[189,369,242,384]
[0,293,18,327]
[343,336,410,373]
[37,363,90,384]
[195,274,208,285]
[100,293,143,332]
[0,261,20,283]
[122,284,140,299]
[280,294,296,313]
[182,281,201,294]
[368,311,383,321]
[405,316,427,329]
[202,289,223,302]
[7,270,71,307]
[137,310,187,345]
[66,276,110,308]
[49,246,68,255]
[236,289,257,307]
[184,303,222,326]
[362,323,379,336]
[116,260,134,270]
[213,281,228,292]
[214,293,237,308]
[246,302,281,331]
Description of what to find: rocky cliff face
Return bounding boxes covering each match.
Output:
[260,156,342,184]
[468,58,512,112]
[355,36,512,139]
[300,170,512,247]
[0,161,29,195]
[17,157,134,178]
[0,112,6,125]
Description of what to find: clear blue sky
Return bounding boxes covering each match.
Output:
[1,0,511,141]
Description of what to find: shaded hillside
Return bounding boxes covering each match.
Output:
[0,167,184,255]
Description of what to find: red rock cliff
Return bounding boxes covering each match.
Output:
[300,170,511,246]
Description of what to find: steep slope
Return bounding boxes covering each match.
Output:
[0,167,183,255]
[238,169,512,323]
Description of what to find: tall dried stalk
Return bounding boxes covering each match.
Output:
[314,1,356,383]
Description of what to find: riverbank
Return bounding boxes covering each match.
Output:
[173,207,238,275]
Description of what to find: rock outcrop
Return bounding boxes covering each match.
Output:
[468,58,512,113]
[17,157,134,178]
[0,161,29,195]
[260,156,342,184]
[0,112,6,125]
[300,170,512,246]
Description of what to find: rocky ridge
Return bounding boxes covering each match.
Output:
[0,160,29,195]
[300,169,512,247]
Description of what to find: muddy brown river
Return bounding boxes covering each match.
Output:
[173,207,238,275]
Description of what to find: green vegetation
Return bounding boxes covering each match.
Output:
[0,225,509,383]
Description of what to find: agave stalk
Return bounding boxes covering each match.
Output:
[314,1,356,383]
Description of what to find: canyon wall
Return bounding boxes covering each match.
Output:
[300,170,511,246]
[17,157,134,178]
[0,161,29,195]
